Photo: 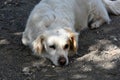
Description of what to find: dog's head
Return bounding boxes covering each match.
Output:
[32,28,78,66]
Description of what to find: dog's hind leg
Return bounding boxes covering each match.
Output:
[103,0,120,15]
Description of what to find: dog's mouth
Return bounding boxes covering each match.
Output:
[45,56,68,66]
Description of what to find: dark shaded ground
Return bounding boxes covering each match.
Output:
[0,0,120,80]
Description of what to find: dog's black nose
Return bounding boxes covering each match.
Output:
[58,56,66,66]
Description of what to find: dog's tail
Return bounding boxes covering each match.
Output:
[103,0,120,15]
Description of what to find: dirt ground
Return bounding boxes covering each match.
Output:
[0,0,120,80]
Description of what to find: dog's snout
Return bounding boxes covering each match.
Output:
[58,56,66,66]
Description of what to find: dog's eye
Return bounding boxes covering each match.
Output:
[49,45,56,49]
[64,44,69,50]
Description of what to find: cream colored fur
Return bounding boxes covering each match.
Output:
[22,0,120,66]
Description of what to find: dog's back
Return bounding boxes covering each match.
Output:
[22,0,75,46]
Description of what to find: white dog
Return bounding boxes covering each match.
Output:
[22,0,120,66]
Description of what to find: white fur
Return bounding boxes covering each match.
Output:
[22,0,120,66]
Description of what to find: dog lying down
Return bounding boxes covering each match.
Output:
[22,0,120,66]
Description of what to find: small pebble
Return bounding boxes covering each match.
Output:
[22,67,32,75]
[52,65,55,68]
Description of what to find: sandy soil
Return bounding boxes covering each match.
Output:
[0,0,120,80]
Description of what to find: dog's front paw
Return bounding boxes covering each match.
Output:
[90,21,101,29]
[89,19,106,29]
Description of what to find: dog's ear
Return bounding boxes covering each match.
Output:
[64,28,79,52]
[69,33,78,52]
[32,35,45,56]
